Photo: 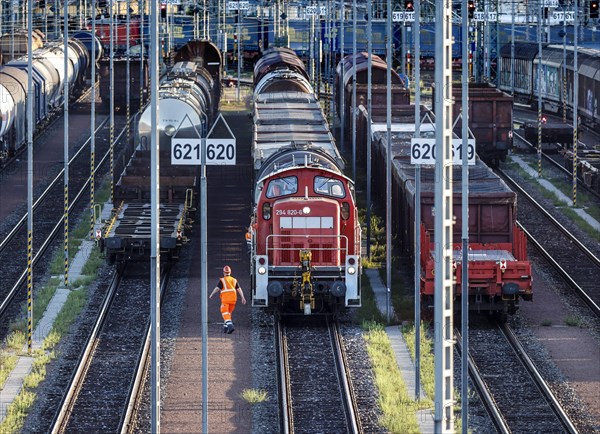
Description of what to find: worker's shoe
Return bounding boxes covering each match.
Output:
[226,322,235,334]
[223,324,228,333]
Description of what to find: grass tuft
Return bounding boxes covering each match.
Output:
[363,321,426,433]
[6,331,26,351]
[565,314,585,328]
[0,354,19,388]
[240,388,269,404]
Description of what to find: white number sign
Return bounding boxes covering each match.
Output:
[392,11,415,22]
[552,11,575,22]
[410,138,476,165]
[172,139,202,165]
[205,139,236,165]
[305,5,317,16]
[172,138,236,165]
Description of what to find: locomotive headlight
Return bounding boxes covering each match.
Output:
[258,266,267,275]
[164,124,176,136]
[347,266,356,275]
[302,206,311,214]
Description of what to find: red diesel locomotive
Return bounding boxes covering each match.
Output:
[249,48,361,314]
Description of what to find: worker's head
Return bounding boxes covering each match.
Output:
[223,265,232,275]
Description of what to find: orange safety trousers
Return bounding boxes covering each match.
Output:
[220,301,236,322]
[219,276,238,323]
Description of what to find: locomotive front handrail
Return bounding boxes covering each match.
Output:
[265,234,349,266]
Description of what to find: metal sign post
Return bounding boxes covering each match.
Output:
[150,0,161,429]
[366,0,372,260]
[64,0,70,288]
[27,0,34,354]
[339,0,345,153]
[171,113,236,433]
[351,0,357,181]
[572,0,578,206]
[413,0,421,401]
[434,0,454,430]
[461,0,470,430]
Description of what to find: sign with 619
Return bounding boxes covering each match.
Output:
[410,138,476,165]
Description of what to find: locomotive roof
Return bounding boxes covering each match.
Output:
[253,91,342,171]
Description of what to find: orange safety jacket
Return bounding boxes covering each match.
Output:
[219,276,238,303]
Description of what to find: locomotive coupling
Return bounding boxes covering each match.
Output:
[299,249,315,314]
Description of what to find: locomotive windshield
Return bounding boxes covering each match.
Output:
[314,176,346,198]
[266,176,298,198]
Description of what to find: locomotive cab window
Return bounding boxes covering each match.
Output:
[314,176,346,198]
[266,176,297,198]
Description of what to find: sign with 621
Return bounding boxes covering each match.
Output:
[410,138,476,165]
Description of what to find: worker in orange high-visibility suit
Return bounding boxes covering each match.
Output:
[209,265,246,334]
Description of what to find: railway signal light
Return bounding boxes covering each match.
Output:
[591,0,599,18]
[405,0,414,11]
[161,3,167,18]
[468,0,475,19]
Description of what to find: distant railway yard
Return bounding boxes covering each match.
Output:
[0,10,599,433]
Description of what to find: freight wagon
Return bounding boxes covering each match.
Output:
[98,56,149,112]
[432,83,514,166]
[336,52,410,143]
[359,106,532,319]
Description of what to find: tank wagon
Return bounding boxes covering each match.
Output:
[498,42,600,130]
[358,106,532,319]
[249,47,361,315]
[0,29,45,64]
[0,38,89,165]
[101,40,222,263]
[432,83,514,166]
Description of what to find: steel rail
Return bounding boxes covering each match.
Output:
[50,270,122,433]
[120,267,171,433]
[0,116,110,254]
[329,318,361,434]
[51,268,170,433]
[499,323,579,434]
[499,170,600,317]
[513,130,600,201]
[0,120,132,319]
[275,318,292,434]
[454,329,510,434]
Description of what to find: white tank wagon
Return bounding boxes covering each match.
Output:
[0,38,89,164]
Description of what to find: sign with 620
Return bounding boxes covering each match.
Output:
[410,138,476,165]
[171,138,236,165]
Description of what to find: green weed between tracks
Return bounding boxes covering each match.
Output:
[0,178,111,432]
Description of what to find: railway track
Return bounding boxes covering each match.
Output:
[0,116,130,336]
[276,316,361,434]
[497,169,600,318]
[50,264,169,433]
[457,321,578,433]
[512,123,600,202]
